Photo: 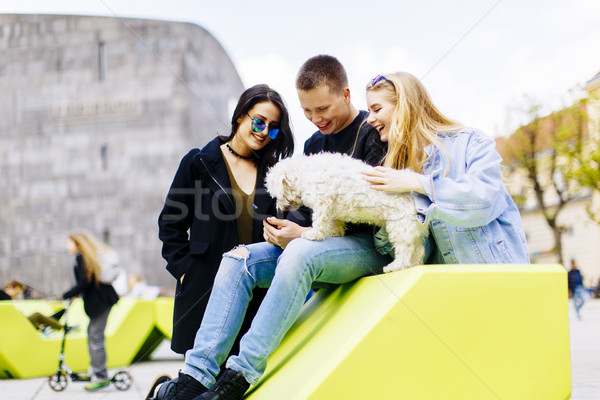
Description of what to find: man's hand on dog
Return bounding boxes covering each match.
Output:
[263,217,310,249]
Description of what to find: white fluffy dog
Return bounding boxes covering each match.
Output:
[265,152,429,272]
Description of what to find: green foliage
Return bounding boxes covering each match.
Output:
[502,96,589,264]
[562,96,600,224]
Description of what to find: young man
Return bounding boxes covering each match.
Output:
[147,55,389,400]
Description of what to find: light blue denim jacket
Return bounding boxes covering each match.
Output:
[375,128,529,264]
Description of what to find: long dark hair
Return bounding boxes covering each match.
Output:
[226,84,294,171]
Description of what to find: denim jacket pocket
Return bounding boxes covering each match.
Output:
[454,226,488,263]
[489,239,514,264]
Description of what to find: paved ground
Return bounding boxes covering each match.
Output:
[569,298,600,399]
[2,299,599,399]
[2,340,184,400]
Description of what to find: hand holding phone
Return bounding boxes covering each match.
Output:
[263,217,309,249]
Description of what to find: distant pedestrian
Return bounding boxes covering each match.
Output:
[568,259,586,319]
[1,279,66,332]
[62,231,119,391]
[0,280,25,300]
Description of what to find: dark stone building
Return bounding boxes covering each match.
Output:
[0,14,244,295]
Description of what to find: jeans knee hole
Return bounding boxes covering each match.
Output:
[226,246,250,260]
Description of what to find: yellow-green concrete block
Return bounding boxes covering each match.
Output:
[131,297,175,362]
[104,297,155,367]
[0,300,81,379]
[11,299,64,318]
[0,298,158,379]
[245,264,571,400]
[154,297,175,339]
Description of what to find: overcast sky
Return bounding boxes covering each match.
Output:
[3,0,600,146]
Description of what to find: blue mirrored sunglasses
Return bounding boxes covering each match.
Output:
[247,113,280,139]
[370,74,393,88]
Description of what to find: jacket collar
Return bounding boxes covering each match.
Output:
[196,136,275,217]
[198,136,229,183]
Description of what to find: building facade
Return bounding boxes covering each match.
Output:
[0,14,244,295]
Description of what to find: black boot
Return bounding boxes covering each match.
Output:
[153,371,207,400]
[146,375,171,400]
[196,368,250,400]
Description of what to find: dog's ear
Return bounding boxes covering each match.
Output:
[282,175,299,190]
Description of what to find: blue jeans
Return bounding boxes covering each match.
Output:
[573,285,587,318]
[183,231,391,386]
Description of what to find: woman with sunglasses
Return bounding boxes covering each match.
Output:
[362,72,529,265]
[157,84,294,360]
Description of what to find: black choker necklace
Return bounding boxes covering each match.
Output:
[226,143,254,160]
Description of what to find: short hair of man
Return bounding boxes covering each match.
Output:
[296,55,348,94]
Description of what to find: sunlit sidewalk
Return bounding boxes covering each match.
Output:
[1,340,184,400]
[569,298,600,399]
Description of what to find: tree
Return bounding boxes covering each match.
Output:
[564,96,600,224]
[569,145,600,222]
[500,99,587,265]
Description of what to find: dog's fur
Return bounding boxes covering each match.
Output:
[265,153,429,272]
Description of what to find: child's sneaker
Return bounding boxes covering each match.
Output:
[84,379,110,391]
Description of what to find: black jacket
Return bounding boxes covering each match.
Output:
[158,136,274,354]
[62,254,119,319]
[303,110,386,165]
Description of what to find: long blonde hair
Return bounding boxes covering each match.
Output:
[68,232,108,284]
[366,72,461,172]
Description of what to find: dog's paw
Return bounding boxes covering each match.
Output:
[301,229,325,241]
[383,260,412,273]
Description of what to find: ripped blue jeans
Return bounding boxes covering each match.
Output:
[183,231,391,387]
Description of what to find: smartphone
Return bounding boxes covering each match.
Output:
[264,218,277,227]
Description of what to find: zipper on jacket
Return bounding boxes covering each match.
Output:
[199,157,235,209]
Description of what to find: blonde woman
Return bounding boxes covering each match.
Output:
[62,232,119,392]
[363,72,529,264]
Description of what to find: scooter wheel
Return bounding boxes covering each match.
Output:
[112,370,133,391]
[48,372,69,392]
